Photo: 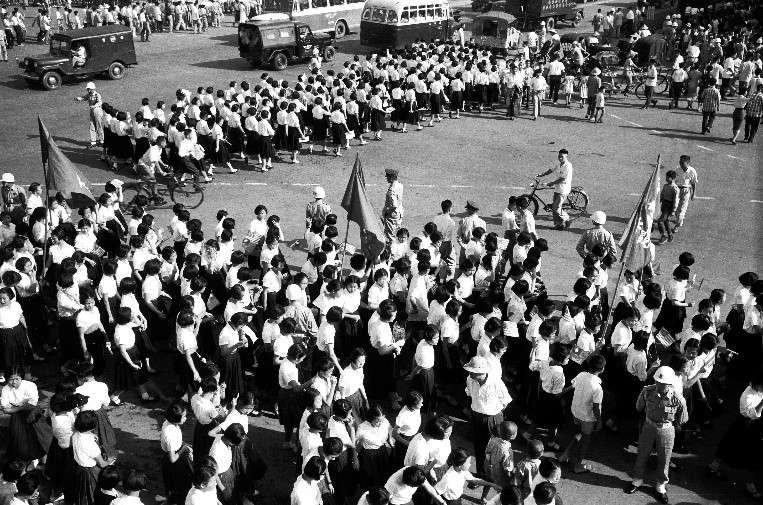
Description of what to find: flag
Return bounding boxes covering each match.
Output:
[618,159,661,272]
[38,116,96,208]
[341,154,386,262]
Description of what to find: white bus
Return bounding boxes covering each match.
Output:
[359,0,452,49]
[254,0,363,37]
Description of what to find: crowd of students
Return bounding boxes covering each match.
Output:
[0,159,761,505]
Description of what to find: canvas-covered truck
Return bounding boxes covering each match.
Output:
[472,0,582,30]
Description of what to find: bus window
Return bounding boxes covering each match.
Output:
[417,6,425,19]
[409,6,418,21]
[434,4,443,17]
[329,0,346,5]
[312,0,327,7]
[280,29,291,37]
[482,19,499,37]
[426,4,434,18]
[297,0,310,10]
[372,7,386,22]
[386,9,397,22]
[400,7,409,22]
[361,7,371,19]
[264,30,277,40]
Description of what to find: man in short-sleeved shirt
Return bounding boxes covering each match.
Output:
[537,149,573,229]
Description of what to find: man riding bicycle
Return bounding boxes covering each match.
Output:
[536,148,573,230]
[137,135,171,204]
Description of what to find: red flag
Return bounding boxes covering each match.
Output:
[341,154,386,262]
[38,116,96,207]
[618,159,661,272]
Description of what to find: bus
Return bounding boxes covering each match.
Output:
[359,0,452,49]
[254,0,363,37]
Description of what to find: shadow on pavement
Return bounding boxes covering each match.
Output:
[0,76,35,90]
[333,38,364,55]
[208,33,238,46]
[191,58,253,71]
[619,125,732,145]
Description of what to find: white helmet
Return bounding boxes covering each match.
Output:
[591,211,606,225]
[1,173,15,184]
[312,186,326,199]
[85,82,96,90]
[654,366,677,384]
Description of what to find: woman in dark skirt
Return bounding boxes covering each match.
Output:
[227,105,245,158]
[410,327,439,416]
[337,348,369,423]
[258,110,276,171]
[0,373,52,464]
[217,313,249,403]
[133,113,151,164]
[209,423,249,505]
[356,405,393,487]
[48,392,82,502]
[113,111,135,164]
[327,399,359,505]
[112,307,155,402]
[285,102,305,164]
[329,102,349,157]
[347,94,366,144]
[390,83,404,128]
[366,300,401,404]
[310,97,330,153]
[71,410,114,505]
[76,289,109,377]
[0,286,31,380]
[369,88,386,140]
[531,344,570,451]
[191,376,225,461]
[161,402,194,505]
[74,362,118,459]
[404,82,421,131]
[243,109,261,165]
[278,343,308,449]
[654,266,691,336]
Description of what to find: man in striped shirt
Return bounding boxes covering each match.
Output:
[700,78,721,134]
[744,87,763,143]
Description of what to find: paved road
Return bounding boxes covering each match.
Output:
[0,17,761,505]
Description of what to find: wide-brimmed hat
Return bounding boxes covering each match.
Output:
[463,356,490,374]
[591,67,601,75]
[1,173,14,183]
[591,211,606,225]
[286,284,302,301]
[654,366,677,384]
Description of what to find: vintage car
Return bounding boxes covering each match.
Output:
[19,25,137,91]
[474,0,582,30]
[471,11,519,53]
[238,19,335,70]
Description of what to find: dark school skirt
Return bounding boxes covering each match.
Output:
[114,134,135,160]
[104,128,115,156]
[732,107,745,130]
[347,113,361,135]
[84,330,108,377]
[278,387,302,430]
[715,414,762,470]
[430,93,442,114]
[58,317,80,362]
[327,449,359,503]
[47,438,74,497]
[18,294,45,341]
[413,367,437,415]
[655,298,686,336]
[113,345,148,390]
[535,389,563,430]
[274,124,287,149]
[8,407,52,461]
[259,135,275,159]
[344,389,367,423]
[312,117,328,142]
[134,136,150,162]
[197,133,212,159]
[365,350,394,399]
[217,466,237,505]
[450,91,463,110]
[161,444,194,505]
[93,408,117,458]
[218,350,245,403]
[99,295,120,336]
[391,98,404,122]
[228,128,244,153]
[406,101,419,123]
[370,108,386,132]
[394,433,413,466]
[213,139,232,164]
[359,445,392,486]
[331,123,347,146]
[230,437,267,498]
[174,351,204,391]
[244,130,260,156]
[0,324,29,373]
[72,464,100,505]
[285,127,301,151]
[192,418,219,461]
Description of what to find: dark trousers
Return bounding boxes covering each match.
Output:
[670,82,683,107]
[745,116,760,141]
[471,411,504,477]
[549,75,562,102]
[702,111,716,132]
[643,85,654,107]
[720,78,731,99]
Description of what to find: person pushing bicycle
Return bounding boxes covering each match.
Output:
[137,135,171,204]
[536,148,573,230]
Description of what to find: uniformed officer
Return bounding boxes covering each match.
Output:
[74,81,104,148]
[0,173,26,225]
[382,168,403,244]
[625,366,688,504]
[305,186,331,229]
[575,210,619,259]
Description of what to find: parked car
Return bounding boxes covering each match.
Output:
[18,25,137,91]
[238,19,335,70]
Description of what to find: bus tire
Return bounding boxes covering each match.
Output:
[323,46,336,62]
[334,20,348,38]
[272,52,288,71]
[546,17,555,29]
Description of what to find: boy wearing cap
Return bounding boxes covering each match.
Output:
[624,366,687,504]
[463,356,511,477]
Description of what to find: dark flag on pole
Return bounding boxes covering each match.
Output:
[618,158,661,272]
[38,116,96,208]
[341,154,386,263]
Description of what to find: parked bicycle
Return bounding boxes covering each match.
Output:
[519,177,589,218]
[121,173,205,211]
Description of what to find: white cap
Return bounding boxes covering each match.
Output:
[109,178,124,187]
[654,366,677,384]
[463,356,490,374]
[85,82,96,90]
[539,20,546,26]
[1,173,14,183]
[286,284,303,301]
[312,186,326,199]
[591,211,606,225]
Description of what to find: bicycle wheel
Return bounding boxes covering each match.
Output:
[170,182,205,209]
[519,194,539,216]
[657,75,670,95]
[120,182,147,211]
[563,189,589,217]
[634,81,644,99]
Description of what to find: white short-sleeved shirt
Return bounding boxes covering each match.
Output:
[274,334,295,359]
[0,301,23,328]
[160,420,183,454]
[337,365,364,398]
[97,275,118,300]
[570,371,603,422]
[740,385,763,419]
[395,407,422,437]
[369,320,393,350]
[75,380,110,411]
[219,324,240,348]
[176,325,198,354]
[218,409,249,435]
[356,418,390,450]
[403,433,431,466]
[570,330,596,364]
[185,485,218,505]
[279,360,300,389]
[51,411,75,449]
[367,283,389,308]
[414,340,435,369]
[290,475,322,505]
[76,307,101,333]
[316,321,335,352]
[209,436,233,473]
[327,417,353,447]
[610,321,632,351]
[385,467,418,505]
[190,394,218,426]
[434,467,472,500]
[72,431,101,467]
[440,318,459,344]
[114,324,136,348]
[142,275,162,302]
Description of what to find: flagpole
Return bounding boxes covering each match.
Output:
[338,218,351,281]
[41,158,51,280]
[605,154,661,336]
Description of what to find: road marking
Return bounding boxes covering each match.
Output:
[696,145,714,152]
[244,182,267,186]
[217,182,233,186]
[92,182,105,186]
[500,186,526,190]
[451,185,473,188]
[751,200,763,204]
[627,193,641,196]
[727,154,745,161]
[650,129,662,134]
[291,183,318,186]
[409,184,436,188]
[609,114,624,120]
[693,196,715,200]
[608,113,642,127]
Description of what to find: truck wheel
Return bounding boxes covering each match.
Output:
[41,71,62,91]
[272,52,288,71]
[107,61,126,80]
[334,20,348,38]
[323,46,336,62]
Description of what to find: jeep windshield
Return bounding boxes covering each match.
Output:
[261,0,292,13]
[49,37,70,56]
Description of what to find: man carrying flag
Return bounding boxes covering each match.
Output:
[341,154,386,266]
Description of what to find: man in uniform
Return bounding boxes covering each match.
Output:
[625,366,688,504]
[537,148,573,229]
[382,169,403,244]
[576,211,618,259]
[74,82,103,148]
[673,154,697,233]
[0,173,26,225]
[305,186,331,229]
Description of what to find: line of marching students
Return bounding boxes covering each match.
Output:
[0,171,761,505]
[92,42,590,185]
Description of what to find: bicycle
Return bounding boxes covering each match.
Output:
[519,177,589,219]
[634,67,671,99]
[121,173,205,211]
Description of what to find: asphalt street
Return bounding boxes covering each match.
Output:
[0,8,761,505]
